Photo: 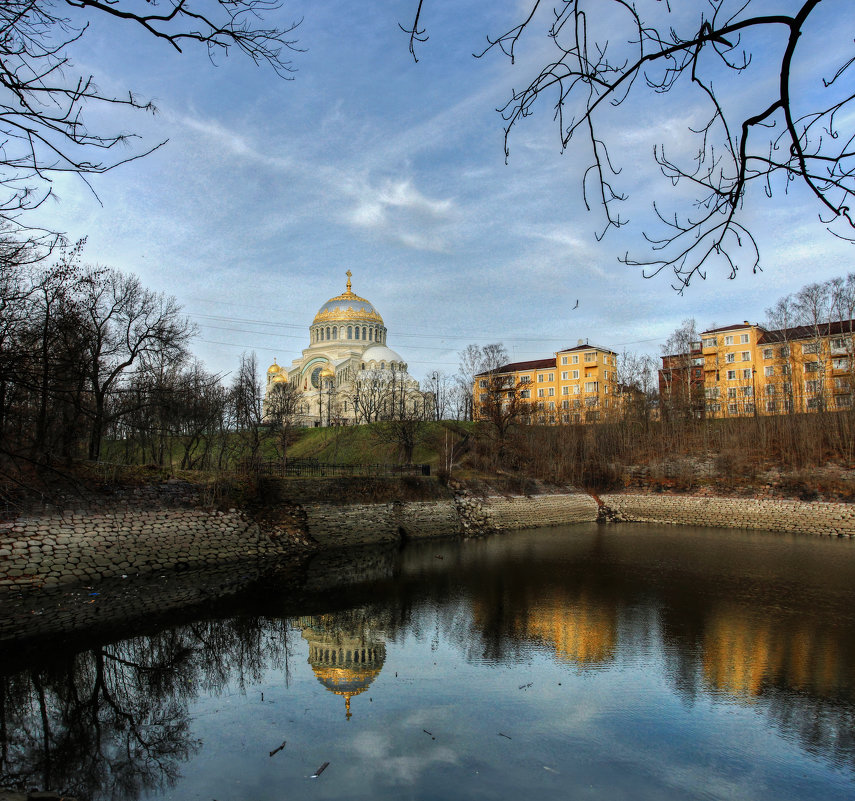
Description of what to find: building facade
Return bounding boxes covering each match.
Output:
[264,272,428,426]
[474,342,619,424]
[698,320,855,417]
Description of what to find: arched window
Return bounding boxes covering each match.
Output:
[369,328,373,341]
[347,326,352,339]
[326,326,330,340]
[355,326,360,340]
[332,327,337,339]
[361,363,365,370]
[362,326,367,340]
[381,361,385,370]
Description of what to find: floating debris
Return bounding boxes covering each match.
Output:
[311,761,330,778]
[269,740,287,757]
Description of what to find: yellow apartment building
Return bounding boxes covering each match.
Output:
[700,320,855,417]
[474,342,619,424]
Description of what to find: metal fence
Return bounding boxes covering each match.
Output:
[248,459,430,478]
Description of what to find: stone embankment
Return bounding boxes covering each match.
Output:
[598,493,855,537]
[4,477,854,599]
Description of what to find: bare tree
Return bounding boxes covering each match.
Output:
[266,378,300,465]
[79,268,195,460]
[404,1,854,287]
[660,319,703,419]
[231,352,265,469]
[0,0,301,249]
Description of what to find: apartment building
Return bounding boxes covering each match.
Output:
[699,320,855,417]
[474,342,619,424]
[659,343,705,416]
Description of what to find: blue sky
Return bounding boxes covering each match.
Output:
[27,0,855,381]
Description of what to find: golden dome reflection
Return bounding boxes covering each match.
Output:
[300,612,386,720]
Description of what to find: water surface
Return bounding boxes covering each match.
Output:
[2,523,855,800]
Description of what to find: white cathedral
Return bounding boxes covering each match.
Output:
[264,272,429,426]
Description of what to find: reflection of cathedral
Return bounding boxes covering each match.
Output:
[265,272,428,426]
[300,612,386,719]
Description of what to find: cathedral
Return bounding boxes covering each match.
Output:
[265,272,427,426]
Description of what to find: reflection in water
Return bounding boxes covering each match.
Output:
[1,524,855,800]
[300,610,386,719]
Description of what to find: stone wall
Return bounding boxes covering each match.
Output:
[455,491,599,535]
[600,493,855,537]
[0,506,295,591]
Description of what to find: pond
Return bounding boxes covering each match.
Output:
[2,523,855,800]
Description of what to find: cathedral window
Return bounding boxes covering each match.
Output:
[348,326,352,339]
[326,326,330,339]
[362,326,367,339]
[332,327,337,339]
[355,327,360,340]
[320,328,325,341]
[369,328,373,341]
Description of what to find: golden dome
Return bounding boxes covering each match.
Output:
[272,373,288,383]
[267,361,281,374]
[313,270,383,326]
[320,366,335,379]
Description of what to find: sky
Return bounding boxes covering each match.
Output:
[23,0,855,382]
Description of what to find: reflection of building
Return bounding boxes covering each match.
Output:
[515,599,617,666]
[264,272,428,426]
[300,613,386,719]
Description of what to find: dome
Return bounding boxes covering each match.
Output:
[267,361,281,374]
[361,345,404,365]
[272,373,288,383]
[313,271,383,325]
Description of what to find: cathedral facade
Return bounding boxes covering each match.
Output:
[265,272,428,426]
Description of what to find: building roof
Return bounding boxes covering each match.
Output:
[701,322,754,335]
[557,343,616,354]
[476,357,556,376]
[758,320,855,344]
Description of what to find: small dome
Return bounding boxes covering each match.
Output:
[267,361,281,374]
[313,271,383,326]
[272,373,288,384]
[320,366,335,379]
[361,345,404,365]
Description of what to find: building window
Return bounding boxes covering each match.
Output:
[520,390,530,398]
[727,370,736,380]
[742,369,752,380]
[745,403,755,414]
[766,400,778,412]
[807,397,822,409]
[740,334,750,343]
[562,386,569,395]
[572,385,580,394]
[781,364,791,376]
[742,386,753,397]
[765,385,776,395]
[703,337,717,348]
[707,402,721,413]
[837,395,852,408]
[741,351,750,361]
[548,401,555,410]
[561,371,568,380]
[584,381,599,392]
[538,388,544,397]
[584,353,596,362]
[726,353,735,363]
[562,400,569,409]
[765,366,774,377]
[805,379,822,394]
[520,375,531,383]
[561,356,568,365]
[724,335,734,345]
[763,348,773,359]
[705,387,720,399]
[803,342,820,354]
[347,326,353,339]
[479,380,487,388]
[833,357,849,370]
[780,346,790,358]
[727,387,737,399]
[805,361,820,373]
[538,374,545,382]
[572,370,579,379]
[548,373,554,381]
[572,355,579,364]
[548,388,555,396]
[728,403,738,415]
